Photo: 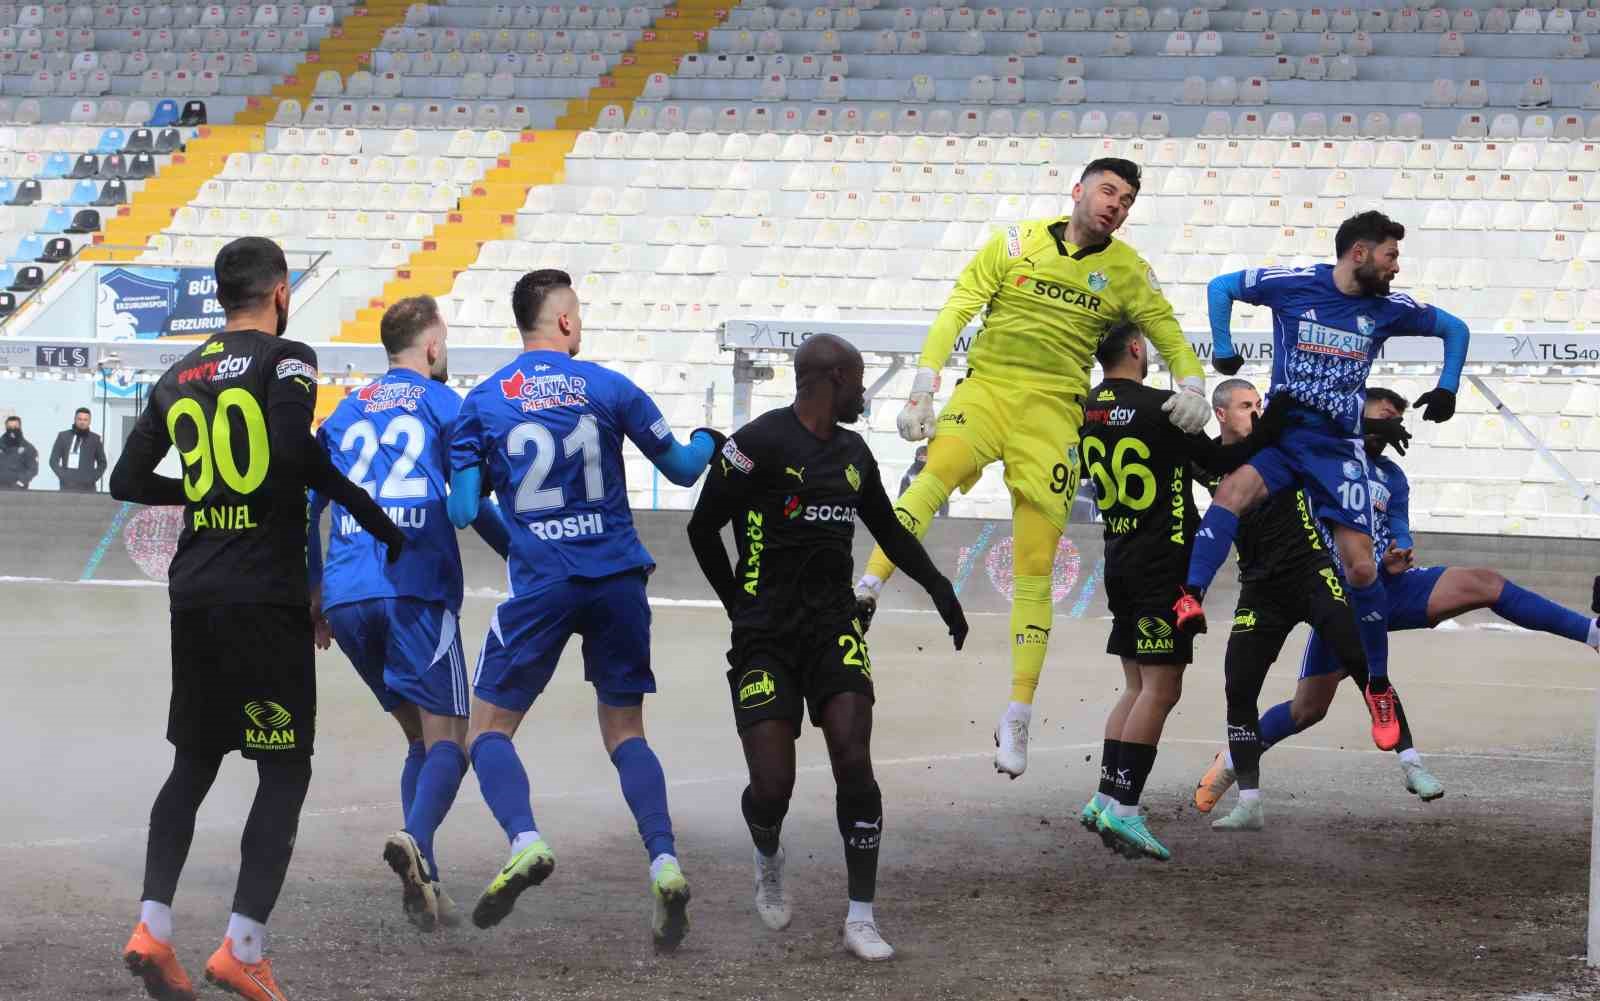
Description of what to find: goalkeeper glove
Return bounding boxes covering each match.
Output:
[1162,376,1211,435]
[897,367,940,442]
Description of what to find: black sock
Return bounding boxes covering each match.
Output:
[741,785,788,857]
[232,758,312,922]
[1225,713,1262,792]
[1097,739,1123,799]
[836,781,882,903]
[142,749,224,905]
[1391,685,1415,754]
[1113,742,1158,807]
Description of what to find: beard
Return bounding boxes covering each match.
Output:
[273,302,288,338]
[1353,263,1392,297]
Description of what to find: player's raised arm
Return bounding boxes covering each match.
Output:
[686,438,751,615]
[898,229,1010,441]
[108,391,186,506]
[1205,271,1248,375]
[1410,306,1470,423]
[615,375,719,487]
[856,459,968,650]
[1126,260,1208,434]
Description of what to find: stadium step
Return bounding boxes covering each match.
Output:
[234,0,414,126]
[82,126,267,264]
[554,0,728,130]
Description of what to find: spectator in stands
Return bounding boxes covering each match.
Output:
[50,407,107,492]
[0,415,39,489]
[900,446,949,518]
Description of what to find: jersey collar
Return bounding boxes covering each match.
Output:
[1048,219,1112,261]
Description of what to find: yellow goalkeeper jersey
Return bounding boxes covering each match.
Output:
[919,217,1203,397]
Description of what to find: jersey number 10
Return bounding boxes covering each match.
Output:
[509,413,604,514]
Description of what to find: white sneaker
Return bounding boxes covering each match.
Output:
[1210,797,1264,832]
[753,847,791,931]
[994,709,1029,779]
[843,920,894,961]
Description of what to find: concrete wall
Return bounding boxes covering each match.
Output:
[3,492,1596,620]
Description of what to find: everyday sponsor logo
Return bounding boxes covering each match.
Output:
[1085,405,1135,427]
[722,438,754,474]
[178,354,251,384]
[499,369,588,413]
[737,669,777,709]
[243,700,296,752]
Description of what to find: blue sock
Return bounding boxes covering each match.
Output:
[1349,580,1390,683]
[1186,507,1240,591]
[1257,700,1301,751]
[1492,581,1592,644]
[470,733,538,845]
[401,739,426,822]
[406,741,468,881]
[610,737,675,861]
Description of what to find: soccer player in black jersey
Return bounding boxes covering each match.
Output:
[111,238,402,1001]
[687,334,967,962]
[1076,324,1281,862]
[1189,378,1371,832]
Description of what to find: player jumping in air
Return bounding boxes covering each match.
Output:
[446,270,717,952]
[1179,211,1470,752]
[1200,387,1600,823]
[1076,324,1282,861]
[853,158,1210,780]
[688,334,968,961]
[112,238,403,1001]
[308,296,510,931]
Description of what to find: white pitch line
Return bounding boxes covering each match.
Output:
[3,739,1582,854]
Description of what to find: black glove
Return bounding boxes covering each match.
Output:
[1212,354,1244,376]
[931,579,968,651]
[1365,415,1411,457]
[1413,388,1456,423]
[1250,389,1294,443]
[692,426,727,455]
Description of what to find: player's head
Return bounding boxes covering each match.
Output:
[1071,158,1141,243]
[3,415,19,437]
[1211,379,1260,445]
[794,333,866,424]
[214,237,290,337]
[1334,210,1405,297]
[73,407,91,431]
[512,268,582,356]
[1362,386,1408,456]
[380,295,449,382]
[1094,321,1147,382]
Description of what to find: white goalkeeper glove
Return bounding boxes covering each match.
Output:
[896,367,940,442]
[1162,376,1210,435]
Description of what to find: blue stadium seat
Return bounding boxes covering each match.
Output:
[7,235,43,263]
[38,152,71,179]
[147,99,180,127]
[0,181,16,205]
[65,179,99,205]
[39,206,71,233]
[95,127,127,153]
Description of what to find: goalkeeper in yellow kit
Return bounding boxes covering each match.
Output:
[853,158,1209,779]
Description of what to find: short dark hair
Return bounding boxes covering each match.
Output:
[1094,321,1143,368]
[380,295,442,356]
[511,269,572,333]
[1365,386,1409,414]
[75,407,91,417]
[1211,377,1256,411]
[4,415,19,425]
[1081,157,1141,194]
[1334,210,1405,259]
[213,237,288,312]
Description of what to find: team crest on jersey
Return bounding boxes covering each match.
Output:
[1357,315,1375,336]
[355,380,425,413]
[845,463,861,492]
[499,368,588,413]
[1087,271,1108,292]
[1342,460,1364,481]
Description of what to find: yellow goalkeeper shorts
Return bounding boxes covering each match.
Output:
[932,374,1084,533]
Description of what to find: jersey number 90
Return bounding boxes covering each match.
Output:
[166,389,269,502]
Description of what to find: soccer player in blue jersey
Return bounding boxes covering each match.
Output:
[1177,211,1471,751]
[1203,387,1600,820]
[445,269,718,953]
[308,296,511,932]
